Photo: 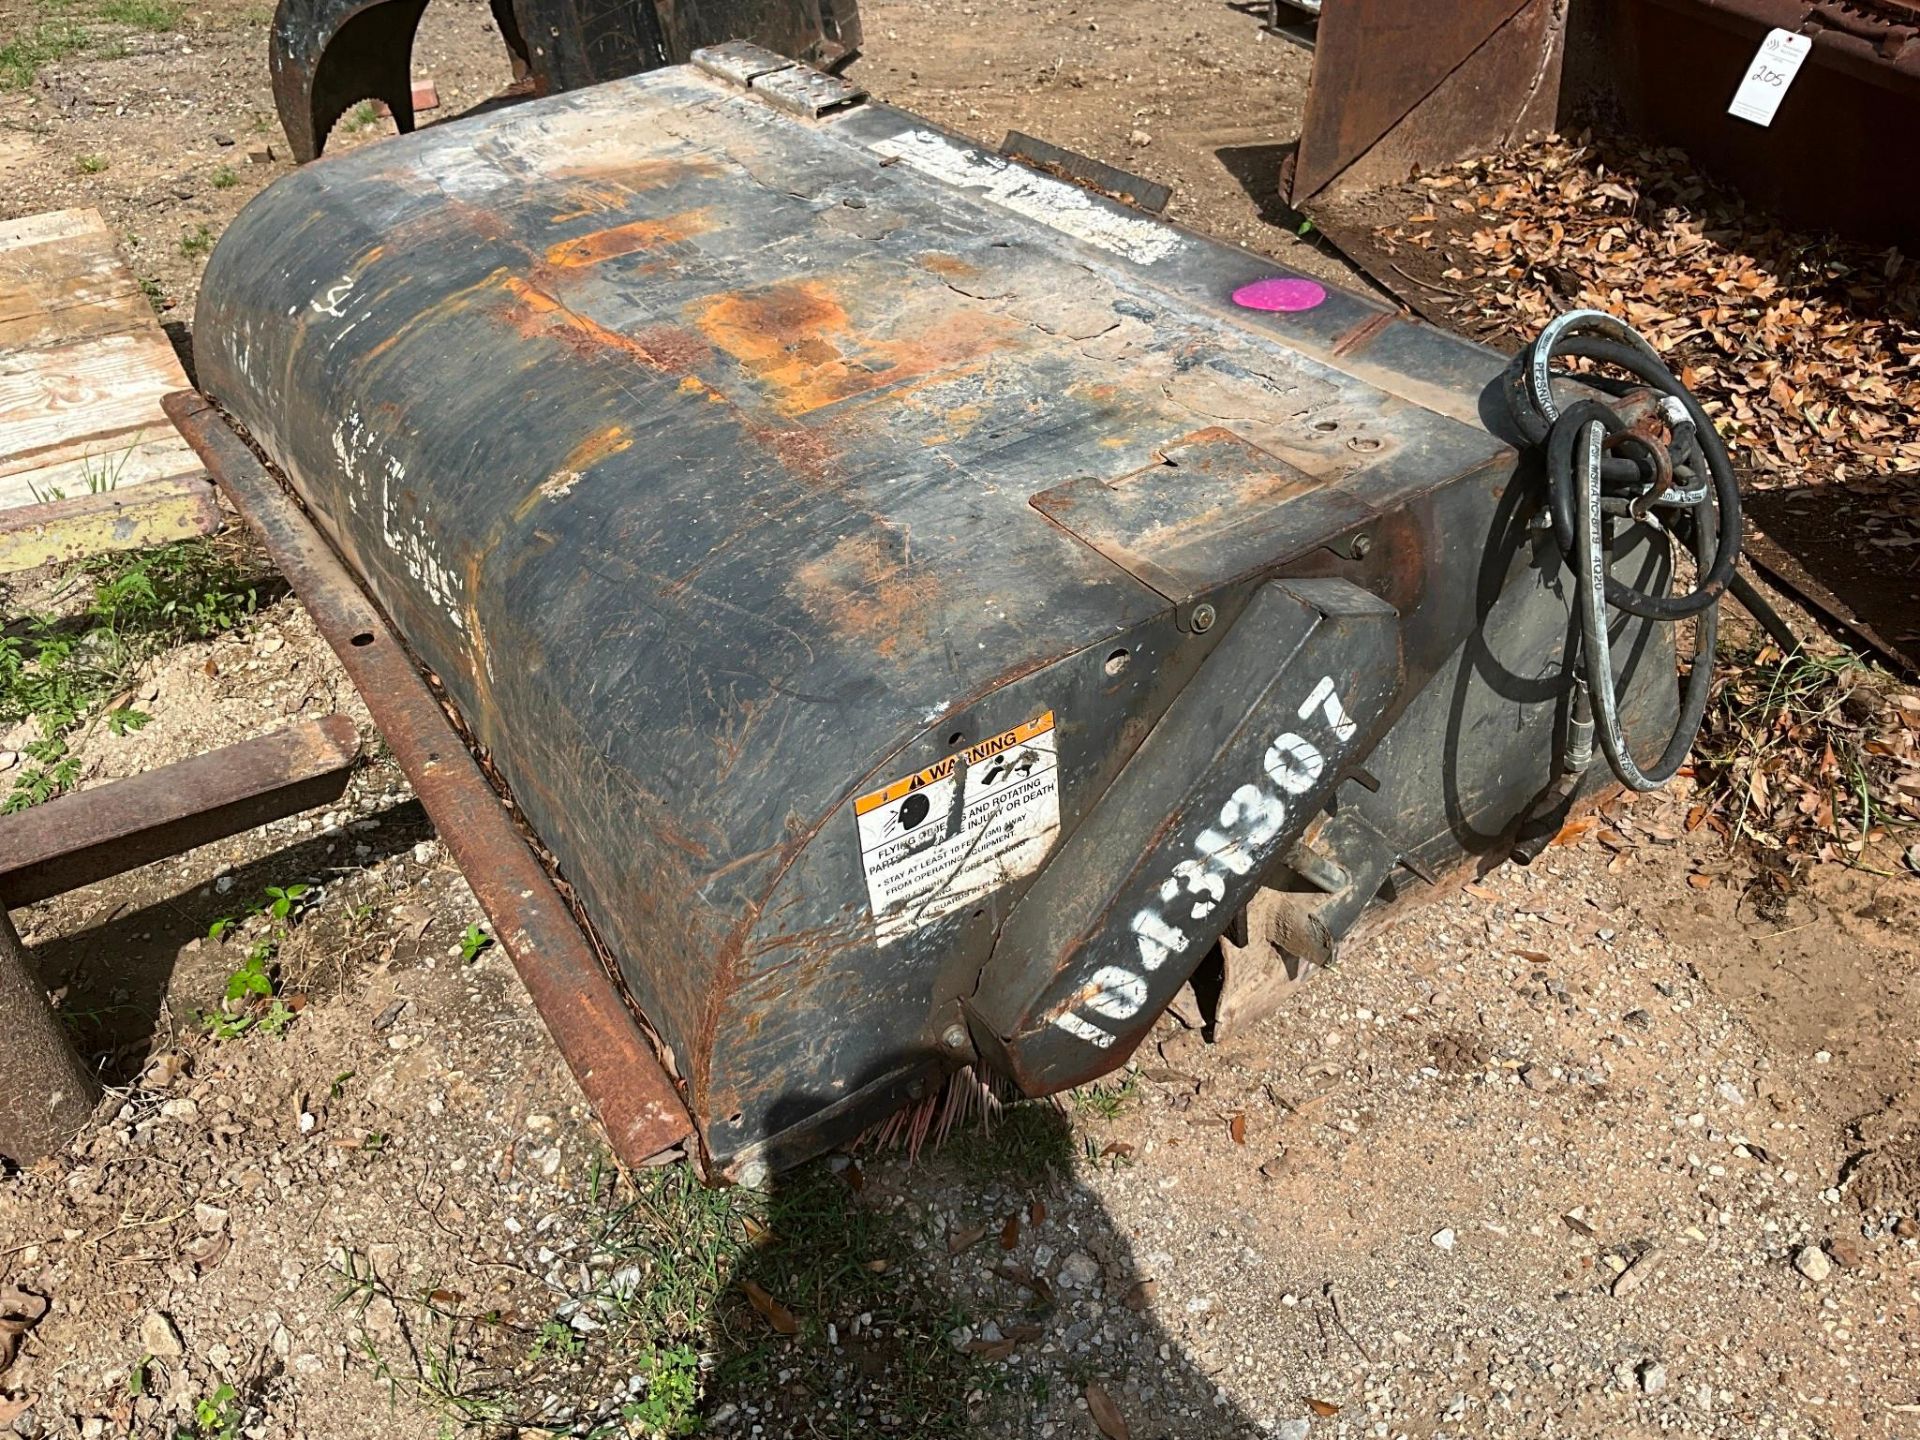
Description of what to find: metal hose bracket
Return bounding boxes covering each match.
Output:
[1507,311,1742,792]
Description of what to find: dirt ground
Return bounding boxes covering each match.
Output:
[3,2,1920,1438]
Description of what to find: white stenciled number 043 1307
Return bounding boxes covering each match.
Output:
[1051,677,1355,1048]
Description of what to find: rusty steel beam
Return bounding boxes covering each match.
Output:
[0,716,359,906]
[162,390,694,1167]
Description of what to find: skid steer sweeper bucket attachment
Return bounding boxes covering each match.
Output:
[188,47,1727,1182]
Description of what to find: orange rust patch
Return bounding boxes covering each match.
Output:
[788,531,941,660]
[543,209,715,268]
[918,252,978,280]
[692,279,1018,419]
[498,276,710,373]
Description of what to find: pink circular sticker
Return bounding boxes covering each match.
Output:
[1232,276,1327,313]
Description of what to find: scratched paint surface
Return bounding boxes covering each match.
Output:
[195,68,1519,1168]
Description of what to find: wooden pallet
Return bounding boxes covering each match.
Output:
[0,208,219,573]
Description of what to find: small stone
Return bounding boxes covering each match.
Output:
[213,132,234,146]
[1128,129,1152,147]
[413,841,436,865]
[158,1097,198,1122]
[1894,1216,1918,1239]
[1611,1250,1656,1296]
[10,1405,40,1436]
[947,1324,973,1351]
[1793,1245,1831,1282]
[1057,1250,1100,1290]
[142,1052,185,1091]
[138,1311,184,1358]
[193,1202,228,1233]
[0,751,18,773]
[1827,1238,1865,1269]
[1430,1227,1456,1252]
[1639,1360,1668,1394]
[1273,1421,1311,1440]
[1520,1065,1551,1092]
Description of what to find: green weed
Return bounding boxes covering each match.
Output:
[458,922,492,964]
[76,153,108,174]
[201,883,312,1039]
[0,20,89,90]
[95,0,181,29]
[176,1382,243,1440]
[211,163,238,189]
[179,223,214,258]
[1,540,255,810]
[1068,1072,1138,1120]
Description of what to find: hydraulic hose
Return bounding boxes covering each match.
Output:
[1507,310,1742,792]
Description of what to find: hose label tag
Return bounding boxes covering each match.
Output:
[854,713,1061,946]
[1728,30,1810,128]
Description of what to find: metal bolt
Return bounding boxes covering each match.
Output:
[941,1023,970,1051]
[1190,602,1217,633]
[1350,533,1373,559]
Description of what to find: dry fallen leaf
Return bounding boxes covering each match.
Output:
[1028,1200,1047,1225]
[1687,873,1713,890]
[0,1287,50,1374]
[1554,814,1600,847]
[947,1223,990,1255]
[1228,1113,1247,1146]
[183,1230,231,1274]
[1000,1214,1021,1250]
[1085,1381,1131,1440]
[741,1215,773,1247]
[1303,1397,1343,1418]
[740,1279,798,1336]
[1100,1141,1134,1159]
[966,1337,1017,1361]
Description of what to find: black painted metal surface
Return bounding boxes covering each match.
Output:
[194,57,1678,1178]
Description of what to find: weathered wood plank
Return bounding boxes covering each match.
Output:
[0,329,190,467]
[0,432,202,508]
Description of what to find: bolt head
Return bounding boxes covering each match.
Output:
[941,1023,970,1051]
[1190,602,1217,633]
[1350,532,1373,559]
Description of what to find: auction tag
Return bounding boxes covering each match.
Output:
[1728,29,1811,127]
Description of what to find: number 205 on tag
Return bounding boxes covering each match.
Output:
[1728,28,1811,127]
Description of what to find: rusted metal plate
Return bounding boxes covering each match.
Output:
[0,475,220,575]
[189,66,1680,1178]
[1288,0,1544,203]
[164,393,695,1167]
[0,716,359,906]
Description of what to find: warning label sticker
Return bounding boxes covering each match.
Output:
[854,712,1062,946]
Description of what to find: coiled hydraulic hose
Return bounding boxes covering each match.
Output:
[1506,310,1743,791]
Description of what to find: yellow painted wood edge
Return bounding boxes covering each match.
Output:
[0,473,222,573]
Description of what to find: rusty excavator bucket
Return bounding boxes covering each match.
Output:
[269,0,860,161]
[1288,0,1920,247]
[184,46,1748,1182]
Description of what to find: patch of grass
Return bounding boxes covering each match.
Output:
[76,153,108,174]
[178,222,214,258]
[139,275,169,311]
[94,0,181,29]
[210,162,238,189]
[0,538,257,810]
[338,100,381,135]
[948,1096,1074,1184]
[0,18,90,90]
[1068,1071,1138,1120]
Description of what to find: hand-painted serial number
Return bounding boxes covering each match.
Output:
[1051,677,1354,1049]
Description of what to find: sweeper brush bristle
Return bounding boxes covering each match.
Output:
[859,1065,1017,1163]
